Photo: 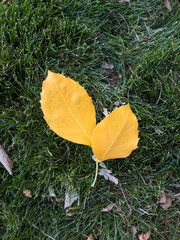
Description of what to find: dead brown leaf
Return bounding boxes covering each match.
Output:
[99,168,118,185]
[0,146,12,175]
[23,190,32,198]
[159,189,172,209]
[132,226,137,238]
[101,203,115,212]
[102,61,114,70]
[48,186,56,197]
[64,186,78,209]
[138,229,150,240]
[87,234,94,240]
[164,0,172,11]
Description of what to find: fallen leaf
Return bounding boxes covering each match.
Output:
[23,190,32,198]
[91,104,139,161]
[160,197,172,209]
[102,61,114,70]
[132,226,137,238]
[48,186,56,197]
[99,168,118,184]
[41,71,96,146]
[159,190,172,209]
[102,108,110,117]
[159,190,166,203]
[138,229,150,240]
[87,234,94,240]
[64,186,78,209]
[174,193,180,200]
[102,203,115,212]
[0,146,12,175]
[164,0,172,11]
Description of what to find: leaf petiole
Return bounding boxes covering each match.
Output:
[91,157,99,187]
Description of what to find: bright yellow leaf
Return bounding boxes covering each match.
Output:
[40,71,96,146]
[91,104,139,161]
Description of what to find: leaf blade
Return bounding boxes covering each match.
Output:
[41,71,96,146]
[0,146,12,175]
[91,104,139,161]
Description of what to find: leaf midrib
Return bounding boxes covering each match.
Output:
[101,110,130,161]
[56,81,91,142]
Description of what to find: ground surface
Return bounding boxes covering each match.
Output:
[0,0,180,239]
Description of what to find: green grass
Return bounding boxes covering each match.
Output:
[0,0,180,239]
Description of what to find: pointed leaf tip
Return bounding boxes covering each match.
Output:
[91,104,139,161]
[41,71,96,146]
[0,146,13,175]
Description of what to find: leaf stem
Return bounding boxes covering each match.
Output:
[91,158,99,187]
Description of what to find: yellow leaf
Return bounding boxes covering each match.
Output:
[91,104,139,161]
[41,71,96,146]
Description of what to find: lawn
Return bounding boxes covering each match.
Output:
[0,0,180,239]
